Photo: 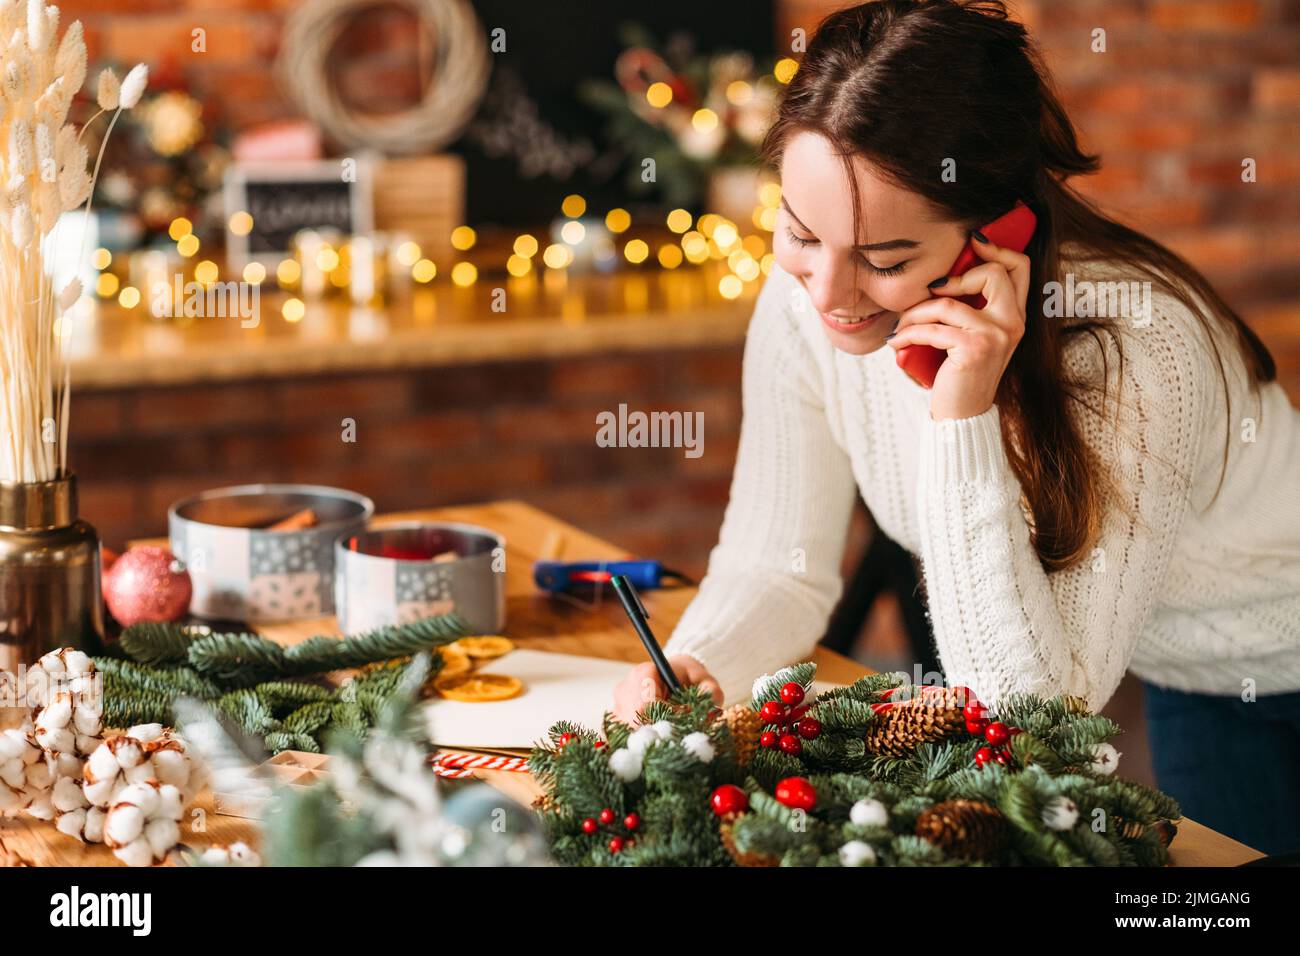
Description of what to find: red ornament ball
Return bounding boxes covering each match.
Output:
[623,813,640,831]
[778,733,802,756]
[710,784,749,817]
[962,699,987,722]
[103,546,191,627]
[796,717,822,740]
[984,722,1011,747]
[598,807,616,825]
[759,700,786,725]
[581,818,598,834]
[760,731,779,749]
[774,777,817,812]
[779,682,805,707]
[608,837,625,853]
[974,746,996,767]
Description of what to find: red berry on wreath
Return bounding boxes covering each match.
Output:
[760,700,786,725]
[778,734,802,756]
[710,784,749,817]
[1008,726,1023,737]
[790,704,810,721]
[974,746,995,767]
[774,777,817,812]
[963,699,987,722]
[594,740,606,749]
[609,837,625,853]
[558,732,575,749]
[780,682,805,707]
[966,716,990,736]
[760,731,779,749]
[599,807,615,825]
[796,717,822,740]
[623,812,640,831]
[984,721,1011,746]
[993,750,1013,768]
[581,818,598,834]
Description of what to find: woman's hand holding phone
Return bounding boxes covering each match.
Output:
[612,654,722,724]
[888,234,1032,421]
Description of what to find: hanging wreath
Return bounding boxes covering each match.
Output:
[277,0,492,155]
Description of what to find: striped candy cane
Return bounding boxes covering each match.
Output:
[437,752,530,773]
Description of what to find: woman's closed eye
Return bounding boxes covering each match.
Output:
[784,225,910,277]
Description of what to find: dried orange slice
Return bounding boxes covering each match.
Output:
[434,645,473,683]
[435,674,524,702]
[447,636,514,660]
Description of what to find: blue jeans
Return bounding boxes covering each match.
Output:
[1142,681,1300,857]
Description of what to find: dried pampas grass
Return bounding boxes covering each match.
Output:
[0,1,146,482]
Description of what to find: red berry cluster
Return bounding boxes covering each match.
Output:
[757,682,821,757]
[581,807,641,853]
[558,731,606,751]
[960,690,1022,769]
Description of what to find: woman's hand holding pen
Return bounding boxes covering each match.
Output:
[613,655,723,724]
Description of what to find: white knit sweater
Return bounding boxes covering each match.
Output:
[664,257,1300,710]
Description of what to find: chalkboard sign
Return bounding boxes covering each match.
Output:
[223,160,374,270]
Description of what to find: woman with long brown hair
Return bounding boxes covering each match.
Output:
[612,0,1300,853]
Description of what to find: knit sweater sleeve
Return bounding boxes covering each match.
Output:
[915,289,1214,710]
[663,271,859,705]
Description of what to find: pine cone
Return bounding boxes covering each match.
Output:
[1061,694,1091,716]
[719,813,779,867]
[915,799,1008,861]
[1113,816,1178,847]
[721,705,764,767]
[532,792,559,814]
[864,687,966,756]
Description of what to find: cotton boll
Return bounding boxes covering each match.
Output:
[839,840,877,867]
[111,738,144,769]
[850,798,890,828]
[118,63,147,109]
[81,775,115,807]
[55,807,85,839]
[127,724,164,743]
[156,784,183,820]
[650,720,676,741]
[104,803,143,846]
[151,749,189,789]
[113,838,154,868]
[680,731,714,763]
[50,774,86,813]
[83,806,105,843]
[85,743,117,782]
[227,842,260,866]
[608,747,642,783]
[145,818,179,858]
[625,725,658,758]
[95,68,118,110]
[122,761,154,785]
[1042,795,1080,831]
[1090,742,1121,776]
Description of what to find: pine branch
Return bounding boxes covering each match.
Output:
[187,631,287,687]
[281,613,472,674]
[118,621,196,666]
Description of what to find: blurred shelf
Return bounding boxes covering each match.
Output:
[69,266,759,390]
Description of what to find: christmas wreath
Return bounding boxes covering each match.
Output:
[529,663,1181,866]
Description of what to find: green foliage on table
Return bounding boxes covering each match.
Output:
[531,663,1182,867]
[94,613,469,753]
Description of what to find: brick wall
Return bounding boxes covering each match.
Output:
[69,348,744,579]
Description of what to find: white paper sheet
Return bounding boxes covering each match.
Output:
[421,648,844,751]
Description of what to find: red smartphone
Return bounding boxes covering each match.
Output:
[894,201,1037,389]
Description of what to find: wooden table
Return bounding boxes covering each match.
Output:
[0,500,1265,866]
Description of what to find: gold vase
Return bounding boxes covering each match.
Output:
[0,475,105,672]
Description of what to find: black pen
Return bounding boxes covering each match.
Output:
[610,573,682,695]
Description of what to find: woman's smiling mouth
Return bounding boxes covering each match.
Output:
[820,309,889,333]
